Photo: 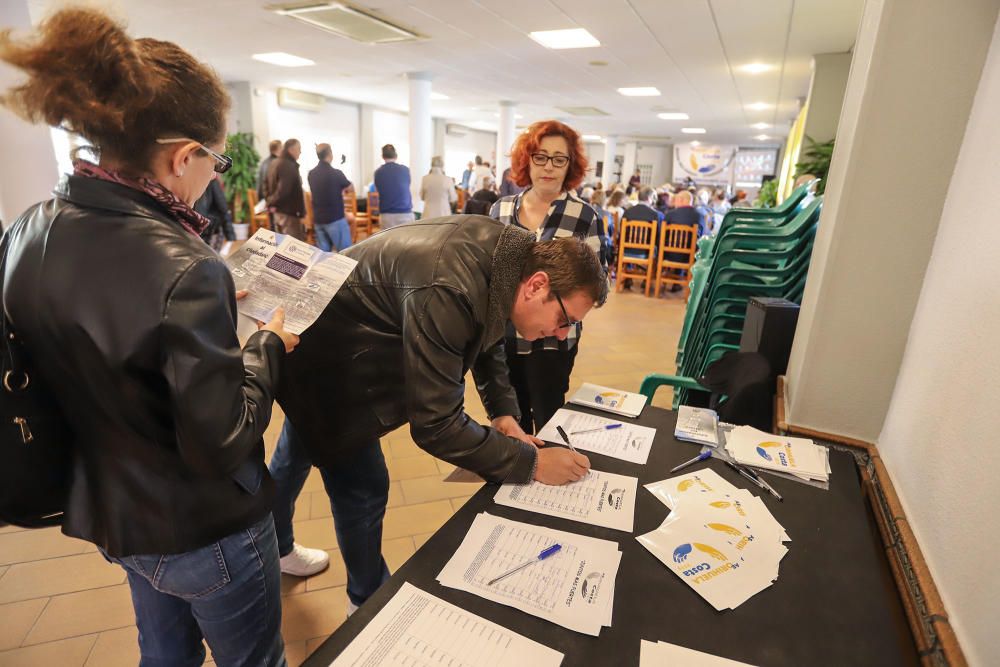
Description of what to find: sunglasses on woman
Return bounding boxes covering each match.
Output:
[156,137,233,174]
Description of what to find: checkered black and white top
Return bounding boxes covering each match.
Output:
[490,189,608,354]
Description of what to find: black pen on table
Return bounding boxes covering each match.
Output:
[723,459,783,501]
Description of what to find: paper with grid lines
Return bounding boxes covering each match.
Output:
[330,582,563,667]
[493,469,637,532]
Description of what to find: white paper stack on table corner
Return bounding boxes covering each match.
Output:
[331,582,563,666]
[640,639,757,666]
[536,408,656,465]
[494,469,638,532]
[724,425,831,482]
[639,468,790,611]
[438,513,621,636]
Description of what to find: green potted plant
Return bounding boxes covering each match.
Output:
[794,136,835,195]
[222,132,260,239]
[755,179,778,208]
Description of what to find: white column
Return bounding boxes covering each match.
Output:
[602,135,618,186]
[407,72,433,214]
[0,0,60,228]
[620,141,638,187]
[495,100,517,182]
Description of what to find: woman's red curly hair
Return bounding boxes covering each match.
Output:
[509,120,589,191]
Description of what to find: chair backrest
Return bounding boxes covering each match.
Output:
[612,211,622,246]
[343,191,357,214]
[620,219,656,249]
[303,191,314,229]
[368,190,380,217]
[247,188,259,210]
[456,188,466,213]
[660,224,697,260]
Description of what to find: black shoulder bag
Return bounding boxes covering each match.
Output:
[0,226,74,528]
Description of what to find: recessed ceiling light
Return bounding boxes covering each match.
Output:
[529,28,600,50]
[430,92,450,100]
[618,87,661,97]
[493,113,524,119]
[582,134,602,141]
[681,127,707,134]
[746,102,773,111]
[751,122,771,129]
[755,134,771,141]
[252,52,315,68]
[739,63,774,74]
[657,112,689,120]
[690,140,701,146]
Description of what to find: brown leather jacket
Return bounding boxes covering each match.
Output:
[265,155,305,217]
[2,176,284,557]
[277,216,539,483]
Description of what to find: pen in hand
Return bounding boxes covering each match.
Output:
[555,425,579,453]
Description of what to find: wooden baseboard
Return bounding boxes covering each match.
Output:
[774,375,966,667]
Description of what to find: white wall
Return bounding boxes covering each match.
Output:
[784,0,1000,441]
[443,127,496,184]
[370,108,409,187]
[263,90,361,188]
[877,15,1000,665]
[637,145,672,186]
[0,0,60,227]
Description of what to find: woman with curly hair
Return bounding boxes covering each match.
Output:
[490,120,608,434]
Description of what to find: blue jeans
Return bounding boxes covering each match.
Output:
[314,217,352,252]
[102,515,285,667]
[269,419,391,606]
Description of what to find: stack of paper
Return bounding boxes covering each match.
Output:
[438,513,621,636]
[640,639,757,666]
[332,582,563,666]
[536,408,656,465]
[674,405,720,447]
[638,469,790,611]
[494,469,638,532]
[724,426,831,482]
[568,382,647,417]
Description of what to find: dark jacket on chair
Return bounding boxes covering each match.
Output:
[276,216,538,483]
[2,177,285,557]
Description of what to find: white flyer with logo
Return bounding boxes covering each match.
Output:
[225,228,357,335]
[494,469,638,532]
[437,513,621,636]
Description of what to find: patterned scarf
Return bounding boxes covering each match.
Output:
[73,160,210,237]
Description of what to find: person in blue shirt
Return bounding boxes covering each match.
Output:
[307,143,353,252]
[372,144,413,229]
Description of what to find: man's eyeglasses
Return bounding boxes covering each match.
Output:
[530,153,570,168]
[553,291,581,329]
[156,137,233,174]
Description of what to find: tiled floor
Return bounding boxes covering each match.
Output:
[0,286,684,666]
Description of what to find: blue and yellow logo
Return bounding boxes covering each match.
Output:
[672,542,728,564]
[594,391,624,407]
[756,441,783,461]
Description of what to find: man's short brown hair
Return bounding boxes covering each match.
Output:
[522,238,608,306]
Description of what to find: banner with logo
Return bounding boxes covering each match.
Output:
[673,144,737,182]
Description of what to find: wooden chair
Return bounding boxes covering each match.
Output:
[456,188,466,214]
[653,223,698,298]
[302,191,317,246]
[615,218,657,296]
[344,190,370,242]
[367,191,380,231]
[246,188,270,234]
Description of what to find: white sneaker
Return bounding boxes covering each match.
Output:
[279,543,330,577]
[346,600,360,617]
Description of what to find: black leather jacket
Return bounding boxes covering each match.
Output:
[277,216,539,483]
[2,176,284,557]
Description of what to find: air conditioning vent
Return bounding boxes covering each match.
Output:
[277,88,325,112]
[274,2,420,44]
[445,123,467,137]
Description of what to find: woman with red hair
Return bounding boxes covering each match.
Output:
[490,120,608,435]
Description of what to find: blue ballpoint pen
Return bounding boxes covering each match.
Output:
[570,424,623,435]
[670,450,712,473]
[488,544,562,585]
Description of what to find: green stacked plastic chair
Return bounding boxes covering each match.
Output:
[653,191,822,408]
